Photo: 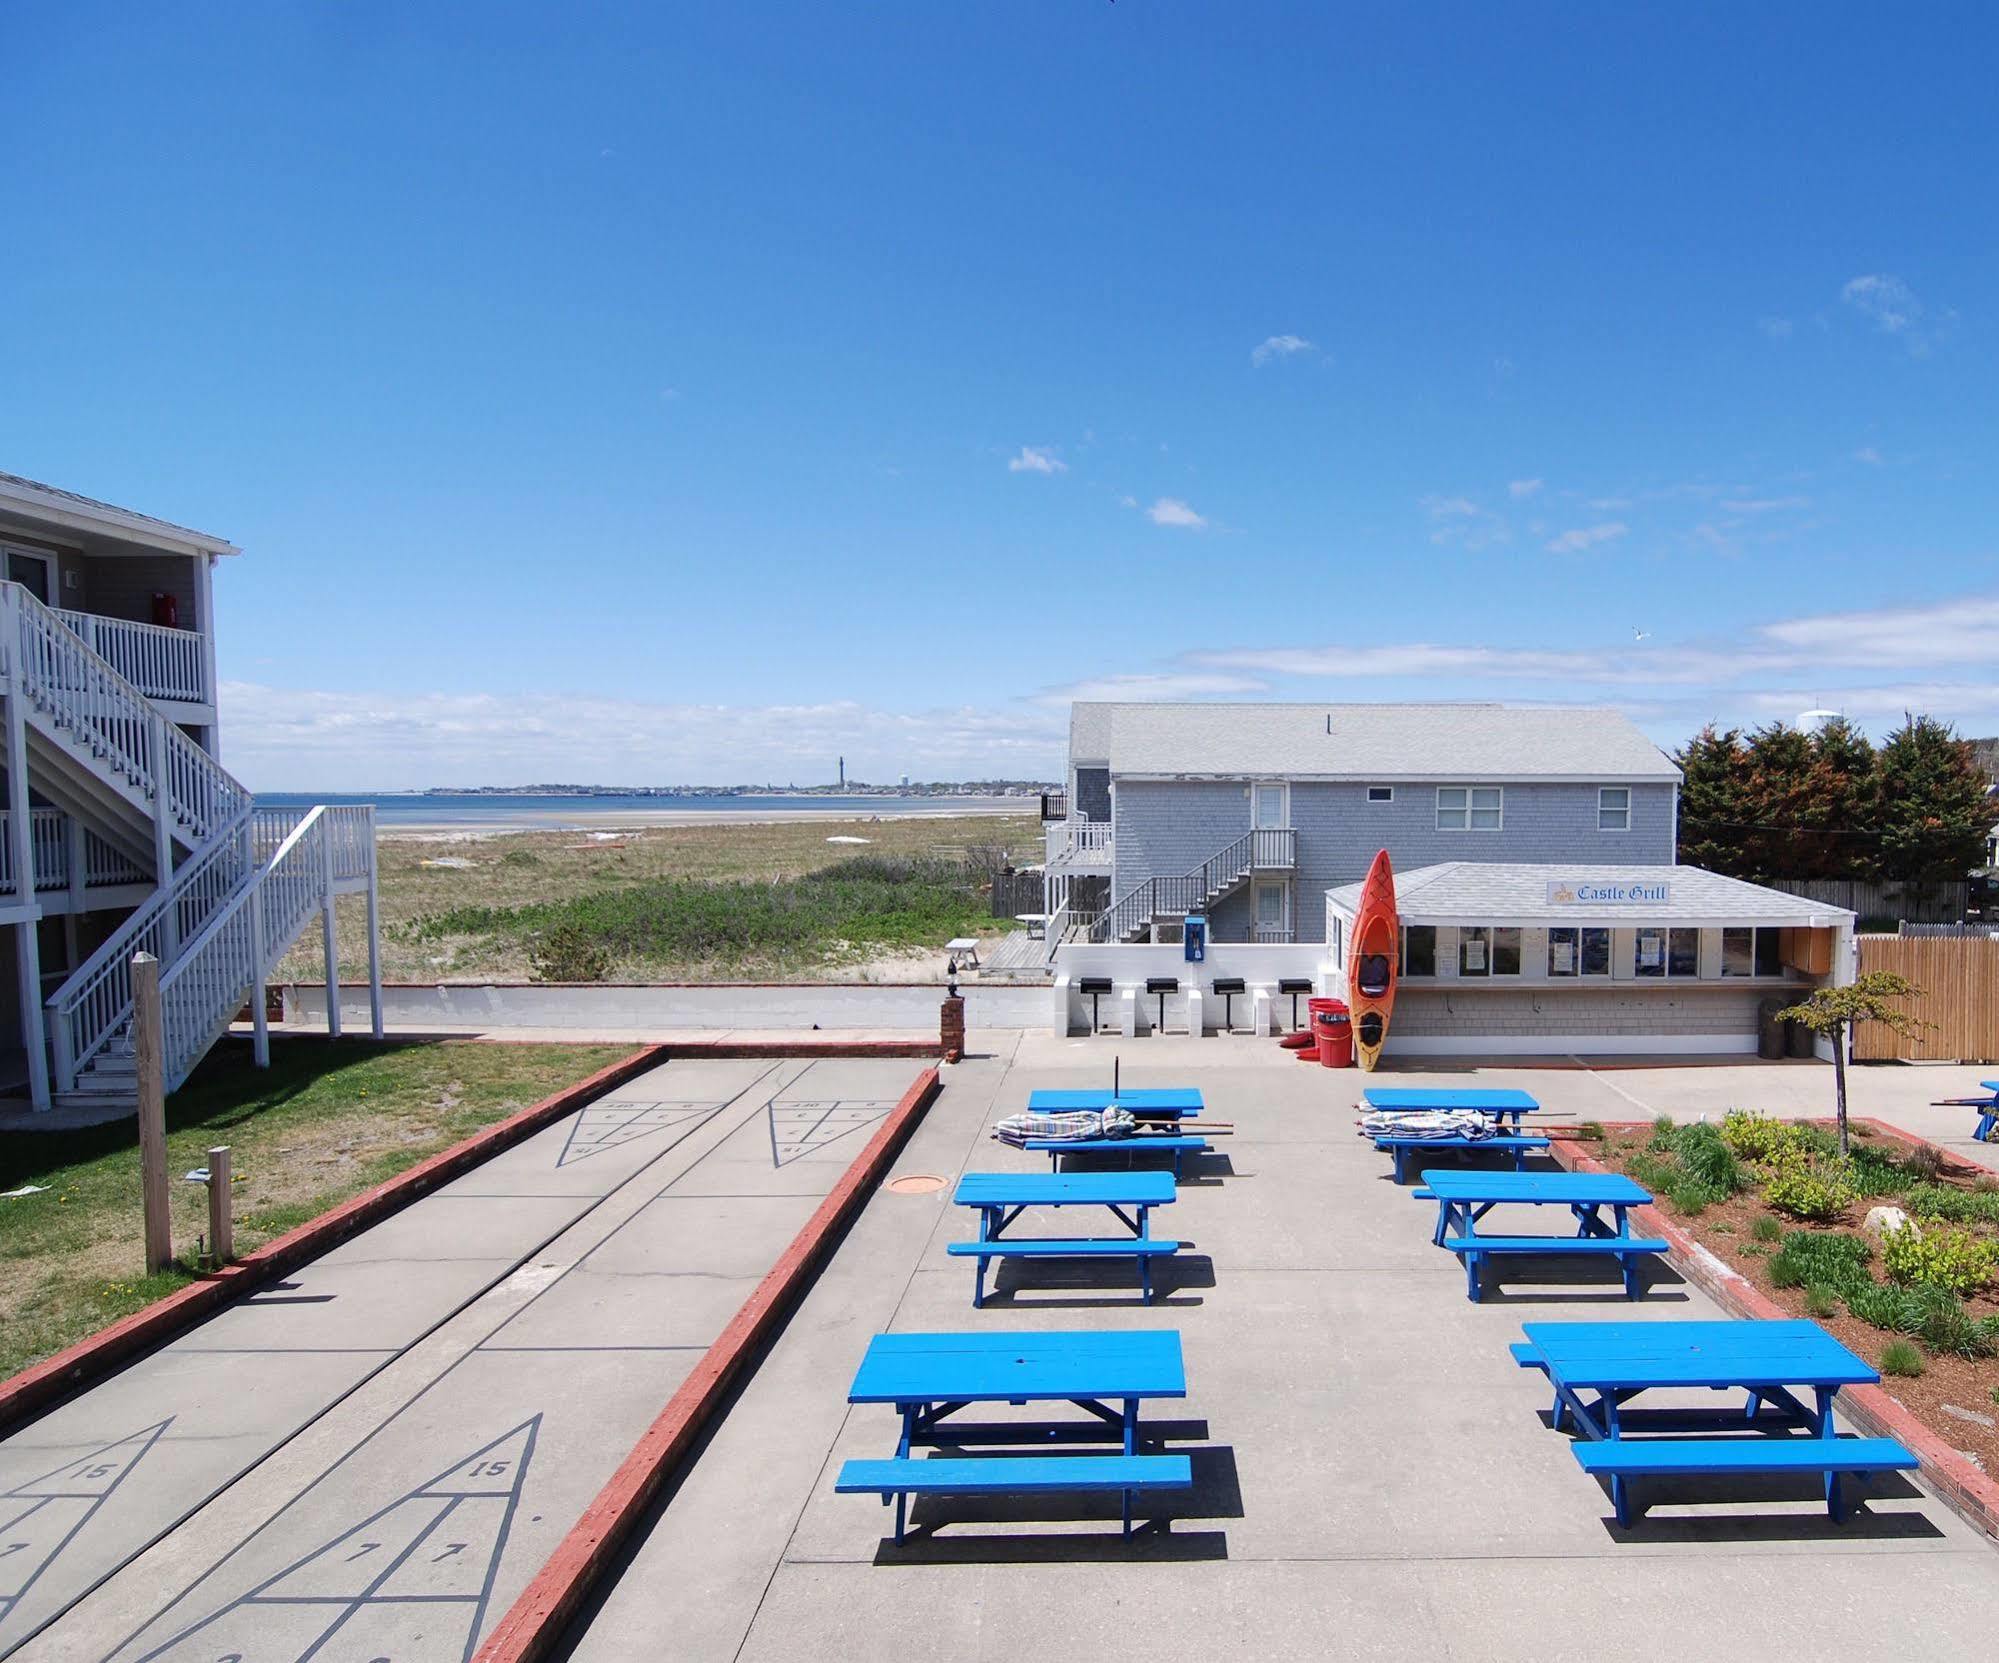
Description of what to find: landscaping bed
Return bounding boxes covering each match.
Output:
[1588,1114,1999,1478]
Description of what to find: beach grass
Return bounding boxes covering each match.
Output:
[280,812,1041,982]
[0,1037,630,1381]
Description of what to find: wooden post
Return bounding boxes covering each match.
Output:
[133,951,171,1274]
[207,1145,233,1264]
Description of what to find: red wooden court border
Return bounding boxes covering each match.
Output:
[1547,1118,1999,1541]
[472,1065,943,1663]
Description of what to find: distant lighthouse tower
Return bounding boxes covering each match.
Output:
[838,755,845,788]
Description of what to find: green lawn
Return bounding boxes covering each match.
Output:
[0,1038,631,1381]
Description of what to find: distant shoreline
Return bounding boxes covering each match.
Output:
[371,801,1034,840]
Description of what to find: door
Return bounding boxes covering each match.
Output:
[5,548,53,604]
[1254,879,1289,942]
[1253,782,1289,829]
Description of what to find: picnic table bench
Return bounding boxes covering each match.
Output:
[1362,1086,1541,1130]
[1373,1133,1551,1184]
[835,1329,1193,1541]
[1512,1320,1919,1525]
[949,1171,1180,1306]
[1932,1079,1999,1141]
[1028,1087,1204,1121]
[1420,1169,1667,1301]
[1024,1133,1211,1176]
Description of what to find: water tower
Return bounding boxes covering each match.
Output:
[1793,708,1842,734]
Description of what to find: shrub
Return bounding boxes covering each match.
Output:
[1882,1223,1999,1297]
[527,923,612,983]
[1879,1339,1924,1378]
[1649,1114,1677,1151]
[1575,1121,1606,1142]
[1902,1182,1999,1228]
[1906,1287,1999,1361]
[1846,1280,1925,1333]
[1750,1216,1784,1245]
[1847,1147,1911,1199]
[1721,1110,1790,1162]
[1671,1122,1744,1196]
[1784,1122,1841,1161]
[1767,1230,1871,1297]
[1803,1284,1841,1320]
[1900,1142,1947,1182]
[1763,1151,1857,1223]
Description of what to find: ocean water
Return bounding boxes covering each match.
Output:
[252,791,1029,830]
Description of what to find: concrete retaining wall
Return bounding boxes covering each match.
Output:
[285,980,1056,1032]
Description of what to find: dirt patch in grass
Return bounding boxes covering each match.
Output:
[278,814,1042,983]
[1595,1122,1999,1477]
[0,1037,630,1381]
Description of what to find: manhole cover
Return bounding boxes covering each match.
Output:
[886,1174,946,1195]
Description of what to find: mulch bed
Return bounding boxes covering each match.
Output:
[1593,1121,1999,1479]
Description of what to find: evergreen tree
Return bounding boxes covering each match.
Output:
[1675,725,1750,875]
[1875,714,1992,882]
[1741,721,1815,877]
[1797,717,1880,881]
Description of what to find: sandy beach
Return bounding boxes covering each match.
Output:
[371,798,1033,840]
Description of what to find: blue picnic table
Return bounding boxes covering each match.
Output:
[1420,1168,1667,1300]
[1928,1079,1998,1141]
[1513,1320,1918,1525]
[1363,1086,1540,1129]
[1028,1087,1204,1121]
[950,1171,1180,1305]
[837,1329,1192,1540]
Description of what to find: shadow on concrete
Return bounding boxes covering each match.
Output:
[1588,1470,1941,1542]
[983,1252,1216,1309]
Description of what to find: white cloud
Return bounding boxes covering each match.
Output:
[1251,334,1315,367]
[1145,497,1208,530]
[1756,595,1999,668]
[1544,522,1629,554]
[217,684,1065,792]
[1758,317,1794,339]
[1842,274,1921,334]
[1008,445,1067,475]
[1508,478,1543,499]
[1039,671,1269,704]
[1718,495,1810,514]
[1853,446,1883,466]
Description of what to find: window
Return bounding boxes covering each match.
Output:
[1598,786,1630,832]
[1367,786,1394,803]
[1455,926,1519,975]
[1722,926,1785,977]
[1549,926,1611,977]
[1329,914,1344,966]
[1253,782,1288,829]
[1401,924,1436,978]
[1636,926,1700,978]
[1459,926,1490,976]
[1437,785,1502,831]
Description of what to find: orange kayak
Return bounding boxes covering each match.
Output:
[1349,849,1398,1072]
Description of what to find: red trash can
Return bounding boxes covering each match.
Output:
[1289,995,1341,1055]
[1314,1000,1353,1067]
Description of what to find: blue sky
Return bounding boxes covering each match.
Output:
[3,2,1995,789]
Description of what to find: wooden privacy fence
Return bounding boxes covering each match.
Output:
[990,868,1047,918]
[1854,935,1999,1062]
[1768,878,1969,926]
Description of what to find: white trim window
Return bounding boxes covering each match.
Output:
[1252,878,1289,942]
[1401,924,1437,977]
[1437,785,1502,831]
[1458,926,1519,975]
[1252,781,1289,830]
[1598,786,1631,832]
[1720,926,1784,977]
[1548,926,1611,977]
[1635,926,1699,978]
[1367,786,1394,803]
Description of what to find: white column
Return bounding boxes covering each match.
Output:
[365,812,384,1040]
[249,877,269,1069]
[6,670,50,1112]
[196,554,221,747]
[64,813,85,911]
[320,819,341,1039]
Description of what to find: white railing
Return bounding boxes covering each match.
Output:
[158,807,338,1090]
[3,583,247,844]
[1046,820,1113,865]
[0,809,153,895]
[46,822,253,1087]
[55,610,209,704]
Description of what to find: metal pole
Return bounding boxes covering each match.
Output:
[207,1145,233,1264]
[133,951,171,1274]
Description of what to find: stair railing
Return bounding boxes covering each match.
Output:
[1082,826,1297,943]
[2,582,249,843]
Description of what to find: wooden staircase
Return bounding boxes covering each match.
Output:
[1084,828,1296,943]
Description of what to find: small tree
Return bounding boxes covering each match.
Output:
[1676,725,1751,874]
[1777,972,1927,1157]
